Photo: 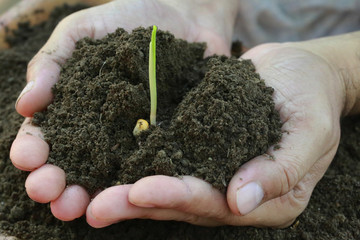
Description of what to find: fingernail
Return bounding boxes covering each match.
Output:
[16,81,35,107]
[236,182,264,215]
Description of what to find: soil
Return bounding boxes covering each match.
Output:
[32,27,281,193]
[0,4,359,240]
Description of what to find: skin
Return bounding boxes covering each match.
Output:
[6,0,360,228]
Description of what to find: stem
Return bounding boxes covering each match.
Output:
[149,25,157,126]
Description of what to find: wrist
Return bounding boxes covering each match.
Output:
[290,32,360,116]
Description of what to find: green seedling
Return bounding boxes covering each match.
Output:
[149,25,157,126]
[133,25,157,136]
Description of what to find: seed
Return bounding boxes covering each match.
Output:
[133,119,149,136]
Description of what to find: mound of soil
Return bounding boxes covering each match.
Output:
[0,4,359,240]
[32,27,281,193]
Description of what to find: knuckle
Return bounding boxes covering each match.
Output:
[180,214,201,225]
[199,207,228,223]
[292,189,312,208]
[268,193,308,228]
[211,210,228,223]
[290,178,313,205]
[277,159,302,195]
[139,211,153,220]
[309,112,340,150]
[278,184,311,226]
[58,11,79,28]
[314,113,334,139]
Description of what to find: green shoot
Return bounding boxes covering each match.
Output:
[149,25,157,126]
[132,26,158,136]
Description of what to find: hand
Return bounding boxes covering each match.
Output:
[10,0,238,221]
[86,41,347,228]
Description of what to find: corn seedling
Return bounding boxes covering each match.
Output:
[149,25,157,126]
[133,25,157,136]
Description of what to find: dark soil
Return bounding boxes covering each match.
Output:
[33,27,281,193]
[0,4,359,240]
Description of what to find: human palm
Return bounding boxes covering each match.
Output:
[10,0,234,221]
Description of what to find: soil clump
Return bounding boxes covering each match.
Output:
[0,4,359,240]
[33,27,282,193]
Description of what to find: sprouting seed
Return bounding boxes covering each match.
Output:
[133,119,149,136]
[133,25,158,137]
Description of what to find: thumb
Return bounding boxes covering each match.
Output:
[226,110,338,216]
[15,4,112,117]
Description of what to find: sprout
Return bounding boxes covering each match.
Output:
[133,25,157,136]
[149,25,157,126]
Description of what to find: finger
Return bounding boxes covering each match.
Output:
[227,113,339,216]
[15,18,76,117]
[235,147,337,228]
[10,118,49,171]
[129,175,235,223]
[50,185,90,221]
[15,3,113,117]
[87,185,219,228]
[25,164,66,203]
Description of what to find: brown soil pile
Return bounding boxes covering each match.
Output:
[0,4,359,240]
[33,27,281,193]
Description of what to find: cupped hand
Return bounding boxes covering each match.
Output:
[10,0,237,221]
[86,42,344,228]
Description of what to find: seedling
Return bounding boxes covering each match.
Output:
[133,25,157,136]
[149,25,157,126]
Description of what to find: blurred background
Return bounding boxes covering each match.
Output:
[0,0,22,15]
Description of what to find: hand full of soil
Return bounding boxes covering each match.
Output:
[33,27,282,193]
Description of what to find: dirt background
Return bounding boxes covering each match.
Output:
[0,4,359,240]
